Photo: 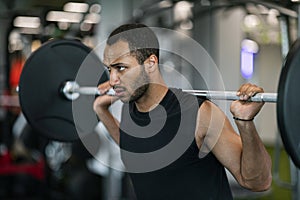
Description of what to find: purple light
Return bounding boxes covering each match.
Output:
[240,49,254,79]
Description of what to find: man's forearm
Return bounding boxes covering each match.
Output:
[236,120,272,191]
[96,108,120,144]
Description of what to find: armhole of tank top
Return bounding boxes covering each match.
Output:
[194,96,215,160]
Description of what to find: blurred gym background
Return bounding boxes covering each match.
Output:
[0,0,299,199]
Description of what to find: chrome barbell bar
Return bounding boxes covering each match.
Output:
[62,81,277,103]
[184,90,277,103]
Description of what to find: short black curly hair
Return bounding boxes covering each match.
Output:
[107,23,159,65]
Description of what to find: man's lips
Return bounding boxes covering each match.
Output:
[113,87,126,96]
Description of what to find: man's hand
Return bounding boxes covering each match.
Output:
[93,81,120,144]
[230,83,265,120]
[93,81,118,114]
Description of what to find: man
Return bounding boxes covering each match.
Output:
[93,23,272,200]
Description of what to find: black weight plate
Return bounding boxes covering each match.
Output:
[19,39,108,141]
[277,38,300,168]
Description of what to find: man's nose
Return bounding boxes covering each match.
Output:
[109,69,120,86]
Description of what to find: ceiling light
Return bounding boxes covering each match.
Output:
[13,16,40,28]
[89,4,102,13]
[46,11,83,23]
[84,13,101,24]
[80,22,92,31]
[159,0,173,8]
[244,14,261,29]
[241,39,259,53]
[58,22,70,30]
[174,1,193,22]
[63,2,89,13]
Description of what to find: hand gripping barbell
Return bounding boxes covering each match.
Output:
[18,39,300,168]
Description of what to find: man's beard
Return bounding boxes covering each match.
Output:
[128,66,149,103]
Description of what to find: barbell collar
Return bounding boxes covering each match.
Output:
[61,81,115,100]
[61,81,80,100]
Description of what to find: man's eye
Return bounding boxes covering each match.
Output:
[118,66,126,71]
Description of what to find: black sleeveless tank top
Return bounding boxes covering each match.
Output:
[120,88,233,200]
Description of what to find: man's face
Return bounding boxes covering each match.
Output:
[103,40,149,103]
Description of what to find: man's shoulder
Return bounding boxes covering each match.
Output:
[168,87,206,107]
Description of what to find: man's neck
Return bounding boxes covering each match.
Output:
[135,83,168,113]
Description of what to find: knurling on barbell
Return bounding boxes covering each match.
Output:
[18,38,300,168]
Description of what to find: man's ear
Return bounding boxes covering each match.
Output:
[145,55,158,73]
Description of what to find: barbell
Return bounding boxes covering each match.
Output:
[61,80,278,102]
[18,39,300,167]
